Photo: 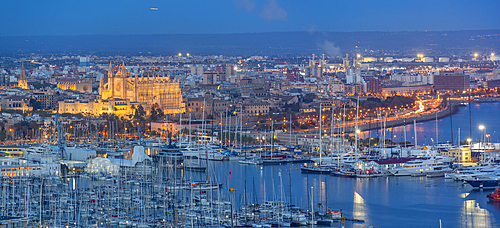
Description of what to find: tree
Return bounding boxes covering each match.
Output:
[134,105,146,120]
[29,99,42,110]
[149,103,163,122]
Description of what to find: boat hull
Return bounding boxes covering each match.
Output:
[465,179,500,189]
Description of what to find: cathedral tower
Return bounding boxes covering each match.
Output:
[18,61,28,89]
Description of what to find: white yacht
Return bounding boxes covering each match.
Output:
[311,153,341,165]
[388,159,450,176]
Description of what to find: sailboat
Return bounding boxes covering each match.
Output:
[185,99,221,191]
[184,102,208,172]
[301,103,332,174]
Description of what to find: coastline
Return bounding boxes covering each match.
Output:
[356,103,461,133]
[301,99,500,135]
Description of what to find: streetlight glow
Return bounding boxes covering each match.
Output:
[479,125,485,130]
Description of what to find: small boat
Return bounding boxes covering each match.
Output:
[331,168,357,177]
[301,166,331,174]
[184,166,207,172]
[261,158,287,165]
[239,159,262,165]
[487,186,500,202]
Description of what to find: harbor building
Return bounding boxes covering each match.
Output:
[434,73,470,92]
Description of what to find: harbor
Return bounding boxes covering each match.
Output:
[0,102,500,227]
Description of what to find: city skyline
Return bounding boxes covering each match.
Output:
[1,0,499,36]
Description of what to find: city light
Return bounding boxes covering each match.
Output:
[479,125,485,130]
[178,53,182,57]
[474,53,478,58]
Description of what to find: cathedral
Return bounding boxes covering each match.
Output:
[58,62,182,117]
[100,62,182,115]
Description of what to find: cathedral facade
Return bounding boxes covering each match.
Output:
[58,62,182,117]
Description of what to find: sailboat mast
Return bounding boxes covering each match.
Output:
[289,114,292,147]
[414,119,417,147]
[220,112,223,145]
[435,111,438,145]
[202,99,209,184]
[330,104,334,153]
[404,119,407,148]
[355,96,359,159]
[319,103,322,164]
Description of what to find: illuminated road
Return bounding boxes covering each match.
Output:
[293,98,442,134]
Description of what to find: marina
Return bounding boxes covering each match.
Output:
[1,101,500,228]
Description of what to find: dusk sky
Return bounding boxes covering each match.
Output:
[2,0,499,36]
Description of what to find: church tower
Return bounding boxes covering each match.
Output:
[18,61,28,89]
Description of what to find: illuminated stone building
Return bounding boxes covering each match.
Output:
[58,62,182,117]
[57,78,93,93]
[18,62,28,89]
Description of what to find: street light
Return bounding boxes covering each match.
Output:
[479,125,485,149]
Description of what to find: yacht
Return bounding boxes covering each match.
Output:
[465,174,500,189]
[388,159,450,176]
[451,165,500,181]
[152,143,183,165]
[311,153,341,165]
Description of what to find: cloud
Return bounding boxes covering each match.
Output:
[318,41,341,57]
[260,0,287,21]
[232,0,256,12]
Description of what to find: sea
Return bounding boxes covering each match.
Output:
[185,102,500,228]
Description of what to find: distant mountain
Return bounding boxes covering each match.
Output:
[1,30,499,57]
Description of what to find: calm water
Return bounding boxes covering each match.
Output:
[359,102,500,145]
[183,103,500,227]
[188,161,499,228]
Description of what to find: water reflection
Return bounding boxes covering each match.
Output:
[462,199,492,228]
[353,191,367,224]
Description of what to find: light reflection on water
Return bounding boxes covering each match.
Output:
[353,191,367,225]
[462,199,492,228]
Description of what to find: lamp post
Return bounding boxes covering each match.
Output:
[478,125,485,150]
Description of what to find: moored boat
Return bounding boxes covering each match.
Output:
[465,176,500,189]
[487,187,500,202]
